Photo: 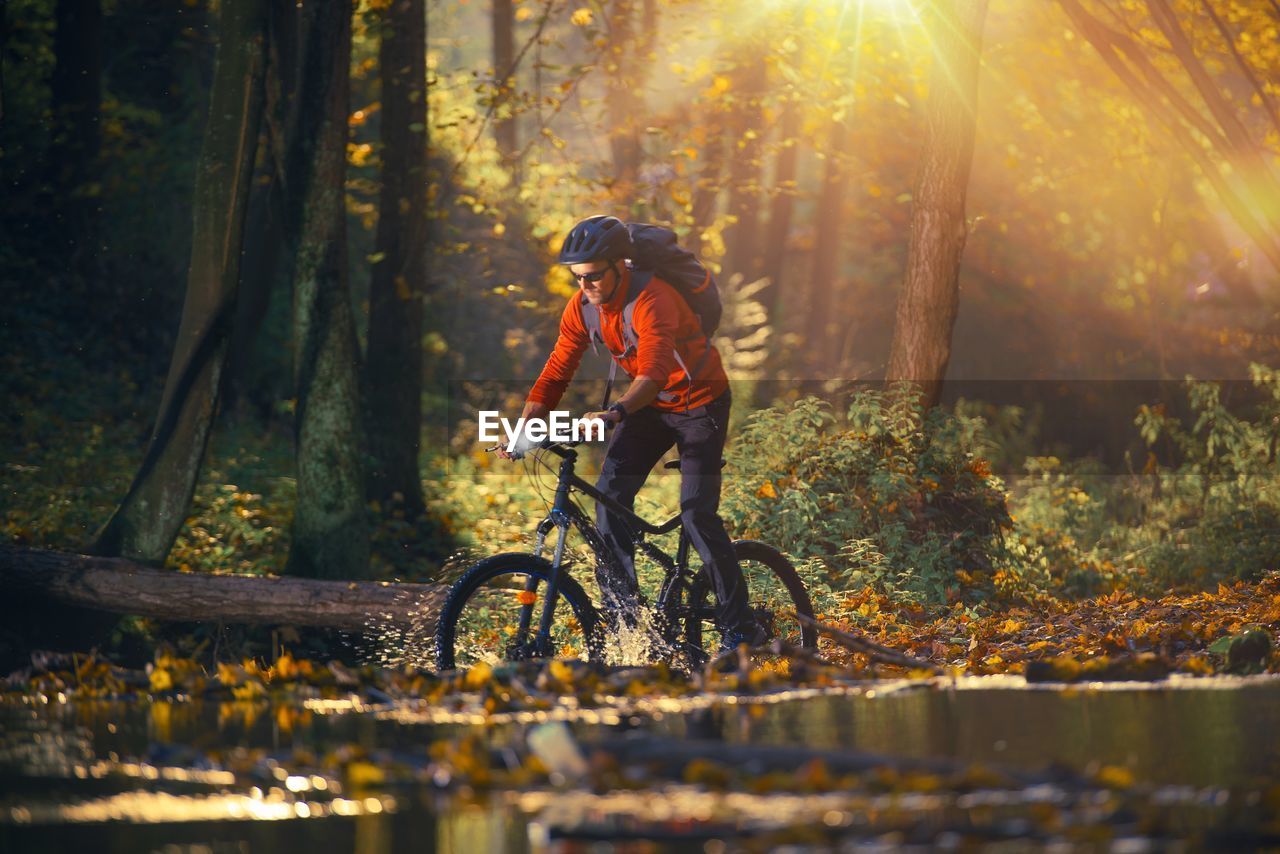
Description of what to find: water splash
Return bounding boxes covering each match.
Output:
[359,546,486,671]
[597,605,666,668]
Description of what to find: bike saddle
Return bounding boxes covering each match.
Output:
[663,459,727,470]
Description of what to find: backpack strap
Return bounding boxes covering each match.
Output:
[581,299,603,356]
[584,271,651,409]
[580,271,650,355]
[584,271,711,413]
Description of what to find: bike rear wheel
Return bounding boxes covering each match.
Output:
[434,553,599,671]
[673,539,817,665]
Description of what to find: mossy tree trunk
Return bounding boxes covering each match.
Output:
[280,0,370,580]
[93,0,267,563]
[885,0,989,408]
[366,0,427,519]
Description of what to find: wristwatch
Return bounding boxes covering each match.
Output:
[608,402,628,423]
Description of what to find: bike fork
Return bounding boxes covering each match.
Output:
[519,515,570,656]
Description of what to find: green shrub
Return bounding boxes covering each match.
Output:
[998,455,1118,599]
[1122,364,1280,586]
[998,364,1280,596]
[721,386,1012,606]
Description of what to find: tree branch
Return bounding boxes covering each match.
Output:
[1197,0,1280,139]
[1147,0,1267,165]
[797,613,941,672]
[1057,0,1280,270]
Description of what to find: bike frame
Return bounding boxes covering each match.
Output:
[518,443,707,654]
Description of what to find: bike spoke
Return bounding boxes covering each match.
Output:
[447,571,590,668]
[674,543,815,667]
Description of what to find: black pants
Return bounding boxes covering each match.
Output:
[594,391,752,633]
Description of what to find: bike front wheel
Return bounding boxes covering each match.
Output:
[675,539,818,664]
[434,553,600,671]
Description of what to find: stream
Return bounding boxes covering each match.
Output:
[3,675,1280,851]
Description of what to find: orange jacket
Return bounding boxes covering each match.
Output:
[528,267,729,412]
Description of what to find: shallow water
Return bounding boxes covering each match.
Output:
[3,675,1280,851]
[657,676,1280,788]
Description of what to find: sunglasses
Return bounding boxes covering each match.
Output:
[572,267,612,284]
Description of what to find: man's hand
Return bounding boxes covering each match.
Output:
[583,409,623,427]
[497,401,551,460]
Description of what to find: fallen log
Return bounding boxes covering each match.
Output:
[0,545,445,632]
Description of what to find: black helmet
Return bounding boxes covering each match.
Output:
[558,215,634,264]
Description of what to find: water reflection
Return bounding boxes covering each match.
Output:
[661,680,1280,788]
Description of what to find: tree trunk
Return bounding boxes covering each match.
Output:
[690,68,729,233]
[491,0,517,168]
[282,0,371,580]
[93,0,267,563]
[758,95,800,318]
[604,0,647,199]
[690,64,731,233]
[885,0,989,407]
[805,116,852,375]
[46,0,102,270]
[366,0,427,518]
[722,54,767,285]
[1,546,443,632]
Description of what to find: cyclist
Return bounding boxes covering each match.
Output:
[503,215,766,652]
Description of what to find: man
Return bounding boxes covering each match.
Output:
[507,215,765,651]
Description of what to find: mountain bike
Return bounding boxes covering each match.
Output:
[434,440,817,671]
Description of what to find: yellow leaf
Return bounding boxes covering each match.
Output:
[347,760,386,788]
[549,660,574,684]
[233,679,266,701]
[1095,765,1134,789]
[755,481,777,499]
[149,668,173,692]
[570,7,593,26]
[463,661,493,689]
[273,652,298,681]
[217,663,245,687]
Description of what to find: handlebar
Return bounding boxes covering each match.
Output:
[485,438,584,461]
